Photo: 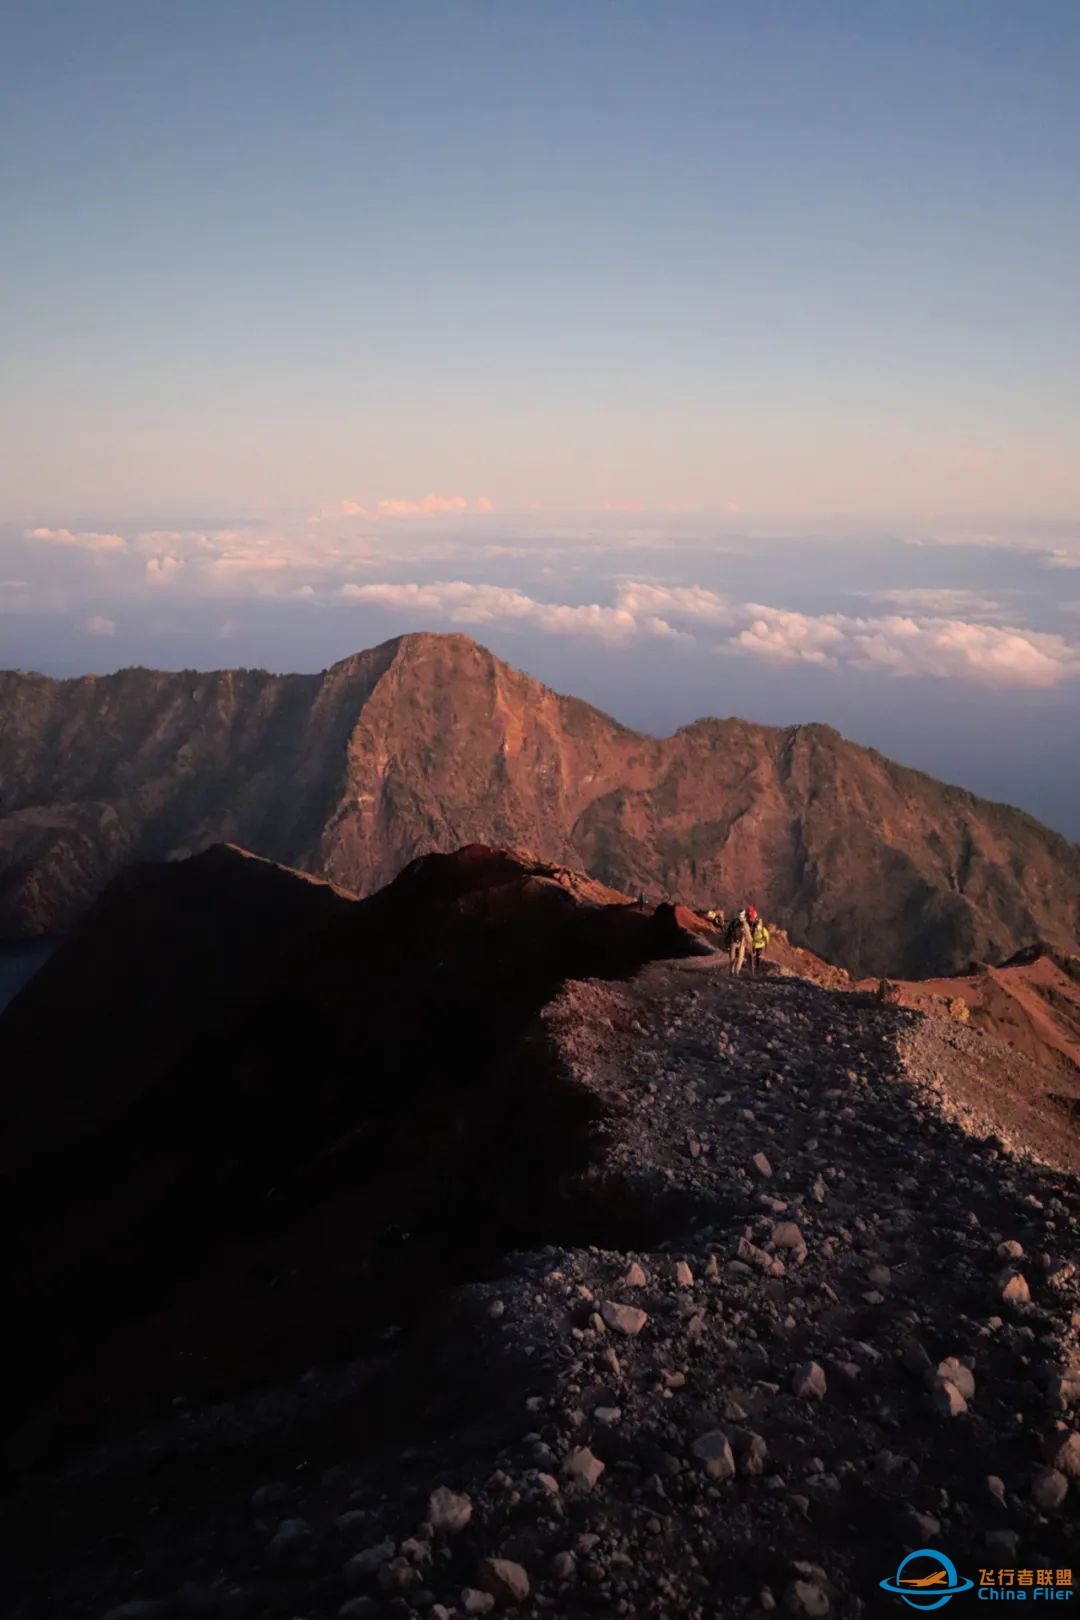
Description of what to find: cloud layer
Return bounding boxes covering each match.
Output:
[341,577,1080,687]
[12,514,1080,688]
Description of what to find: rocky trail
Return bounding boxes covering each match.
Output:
[7,950,1079,1620]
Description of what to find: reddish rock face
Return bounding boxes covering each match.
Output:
[2,630,1078,976]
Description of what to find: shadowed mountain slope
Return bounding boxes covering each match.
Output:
[0,842,704,1452]
[2,845,1078,1619]
[2,631,1078,975]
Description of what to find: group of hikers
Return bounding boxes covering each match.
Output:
[704,904,770,975]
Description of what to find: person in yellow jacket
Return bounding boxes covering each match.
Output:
[750,916,769,974]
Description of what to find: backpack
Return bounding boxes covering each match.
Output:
[724,917,743,948]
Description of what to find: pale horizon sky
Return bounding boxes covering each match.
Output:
[2,3,1078,835]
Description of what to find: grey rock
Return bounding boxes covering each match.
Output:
[691,1430,736,1481]
[792,1362,827,1401]
[930,1379,968,1418]
[599,1300,648,1336]
[1052,1431,1080,1478]
[461,1591,496,1616]
[477,1557,530,1604]
[344,1539,396,1586]
[1000,1269,1031,1305]
[270,1518,312,1556]
[562,1446,605,1491]
[784,1579,830,1616]
[427,1486,473,1535]
[101,1607,169,1620]
[1031,1467,1068,1509]
[930,1358,975,1401]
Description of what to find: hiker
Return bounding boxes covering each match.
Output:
[725,909,752,975]
[750,914,769,973]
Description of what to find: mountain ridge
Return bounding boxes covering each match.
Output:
[1,630,1078,976]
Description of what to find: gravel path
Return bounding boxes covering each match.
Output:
[8,958,1080,1620]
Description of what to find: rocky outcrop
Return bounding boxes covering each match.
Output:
[2,632,1079,975]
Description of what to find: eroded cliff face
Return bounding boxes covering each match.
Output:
[1,631,1077,975]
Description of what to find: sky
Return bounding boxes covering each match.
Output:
[2,2,1079,836]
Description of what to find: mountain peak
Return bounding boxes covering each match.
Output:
[1,635,1077,974]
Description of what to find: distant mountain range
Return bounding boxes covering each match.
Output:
[1,630,1077,975]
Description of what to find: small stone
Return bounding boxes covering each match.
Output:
[487,1299,506,1319]
[338,1600,377,1620]
[1047,1369,1080,1409]
[101,1607,169,1620]
[673,1260,694,1287]
[997,1240,1024,1259]
[930,1358,976,1401]
[378,1557,421,1594]
[562,1447,605,1490]
[477,1557,530,1604]
[1052,1431,1080,1478]
[599,1300,648,1336]
[792,1362,827,1401]
[344,1540,396,1586]
[550,1551,577,1580]
[987,1475,1006,1502]
[270,1518,312,1556]
[930,1379,968,1418]
[1031,1467,1068,1509]
[735,1236,773,1273]
[736,1431,768,1476]
[401,1537,433,1567]
[784,1579,830,1616]
[252,1482,291,1508]
[1000,1269,1031,1305]
[594,1405,621,1425]
[986,1529,1020,1557]
[907,1511,941,1539]
[751,1152,773,1179]
[427,1486,473,1535]
[624,1261,648,1286]
[461,1591,495,1616]
[691,1430,736,1480]
[772,1221,806,1255]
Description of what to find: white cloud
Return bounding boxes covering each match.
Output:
[868,587,1005,617]
[340,579,687,642]
[145,555,183,585]
[309,494,496,523]
[28,526,126,553]
[909,530,1080,570]
[84,615,116,636]
[730,605,1079,688]
[339,575,1079,687]
[613,581,733,625]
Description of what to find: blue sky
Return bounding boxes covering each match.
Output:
[2,2,1079,834]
